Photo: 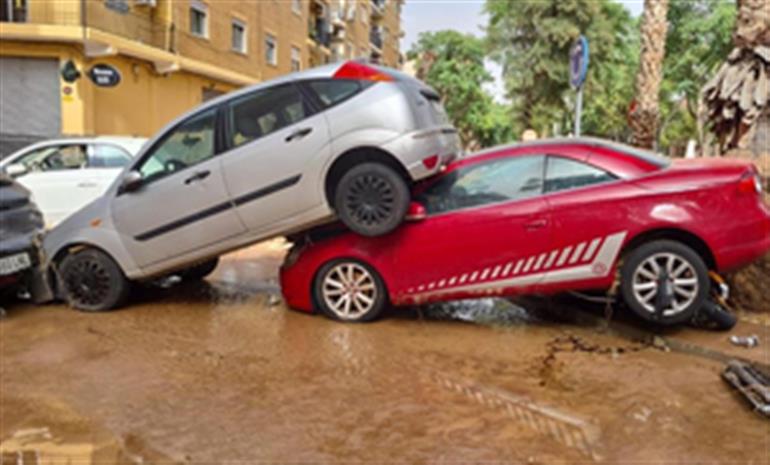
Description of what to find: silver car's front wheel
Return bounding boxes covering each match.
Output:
[620,240,709,325]
[314,260,387,322]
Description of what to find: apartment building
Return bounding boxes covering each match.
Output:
[0,0,403,155]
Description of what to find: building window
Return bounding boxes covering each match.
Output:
[190,1,208,38]
[292,0,302,14]
[231,19,246,53]
[265,34,277,66]
[291,46,302,72]
[1,0,28,22]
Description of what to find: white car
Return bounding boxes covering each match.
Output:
[0,137,147,226]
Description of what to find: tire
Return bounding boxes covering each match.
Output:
[691,300,738,331]
[178,257,219,281]
[620,240,710,326]
[334,162,410,237]
[313,259,387,322]
[58,248,130,312]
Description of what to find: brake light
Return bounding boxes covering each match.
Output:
[422,154,439,170]
[333,61,393,82]
[738,171,762,195]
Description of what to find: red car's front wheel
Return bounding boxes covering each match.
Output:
[313,259,387,322]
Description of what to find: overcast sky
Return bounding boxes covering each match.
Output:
[400,1,645,100]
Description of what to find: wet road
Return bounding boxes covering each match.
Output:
[1,241,768,464]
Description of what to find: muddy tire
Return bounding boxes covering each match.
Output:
[178,257,219,281]
[620,240,709,326]
[313,259,387,322]
[59,248,130,312]
[334,162,410,237]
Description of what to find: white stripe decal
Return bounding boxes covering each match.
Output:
[582,238,601,262]
[469,271,479,282]
[480,268,491,280]
[491,265,502,279]
[556,247,572,267]
[438,279,446,288]
[407,231,628,301]
[533,254,547,271]
[502,262,513,276]
[448,277,457,286]
[544,250,559,269]
[570,243,586,264]
[522,257,535,273]
[459,274,468,284]
[513,259,524,274]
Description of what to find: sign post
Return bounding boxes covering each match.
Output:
[569,35,589,137]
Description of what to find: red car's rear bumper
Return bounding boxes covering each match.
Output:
[715,204,770,272]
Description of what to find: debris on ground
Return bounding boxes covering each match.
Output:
[722,360,770,418]
[728,335,760,348]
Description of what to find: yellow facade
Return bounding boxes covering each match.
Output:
[0,0,403,141]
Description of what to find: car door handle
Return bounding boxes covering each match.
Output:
[77,181,98,188]
[285,127,313,142]
[524,218,548,230]
[184,170,211,185]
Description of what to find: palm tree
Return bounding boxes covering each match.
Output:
[702,0,770,153]
[629,0,670,149]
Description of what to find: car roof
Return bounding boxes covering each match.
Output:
[1,136,148,164]
[465,137,671,168]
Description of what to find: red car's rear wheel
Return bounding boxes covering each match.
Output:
[313,259,387,322]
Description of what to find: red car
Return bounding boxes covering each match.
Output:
[280,138,770,325]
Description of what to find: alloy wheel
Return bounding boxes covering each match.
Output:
[321,262,378,320]
[631,252,699,317]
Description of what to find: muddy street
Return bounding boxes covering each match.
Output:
[1,242,768,464]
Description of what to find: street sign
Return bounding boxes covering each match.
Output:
[88,64,122,88]
[570,35,589,89]
[570,35,589,136]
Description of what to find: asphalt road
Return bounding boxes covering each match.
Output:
[1,241,768,464]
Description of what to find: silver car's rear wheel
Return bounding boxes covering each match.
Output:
[314,260,387,322]
[620,240,709,325]
[335,163,410,237]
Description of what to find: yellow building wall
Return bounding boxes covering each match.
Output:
[0,40,236,138]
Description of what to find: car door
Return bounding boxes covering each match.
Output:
[219,83,331,233]
[111,106,246,269]
[9,143,92,226]
[541,154,628,292]
[386,155,553,302]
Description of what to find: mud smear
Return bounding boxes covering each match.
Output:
[2,243,768,463]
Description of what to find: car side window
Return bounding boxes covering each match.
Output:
[138,108,217,182]
[227,84,310,148]
[304,79,365,108]
[417,155,545,215]
[544,156,616,193]
[13,144,88,173]
[90,144,132,168]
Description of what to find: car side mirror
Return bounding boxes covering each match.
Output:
[119,170,143,194]
[405,201,427,221]
[5,163,28,178]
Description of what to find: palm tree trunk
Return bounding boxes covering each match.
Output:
[629,0,670,150]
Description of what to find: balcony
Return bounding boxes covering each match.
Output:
[309,17,331,48]
[370,0,385,19]
[369,28,383,51]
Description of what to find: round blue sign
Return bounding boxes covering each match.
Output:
[570,35,589,88]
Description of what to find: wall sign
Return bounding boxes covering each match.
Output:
[89,64,122,88]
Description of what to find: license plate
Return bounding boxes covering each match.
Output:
[0,252,31,276]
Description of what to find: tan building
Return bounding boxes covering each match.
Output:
[0,0,403,155]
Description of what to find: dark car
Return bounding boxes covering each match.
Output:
[0,174,45,299]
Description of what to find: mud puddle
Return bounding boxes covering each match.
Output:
[2,243,768,463]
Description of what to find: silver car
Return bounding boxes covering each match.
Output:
[43,60,460,311]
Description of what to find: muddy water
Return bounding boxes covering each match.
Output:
[1,242,767,464]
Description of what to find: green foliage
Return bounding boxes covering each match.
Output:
[658,0,736,151]
[408,30,514,149]
[485,0,637,139]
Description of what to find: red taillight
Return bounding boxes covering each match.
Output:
[422,154,439,170]
[333,61,393,82]
[738,171,762,195]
